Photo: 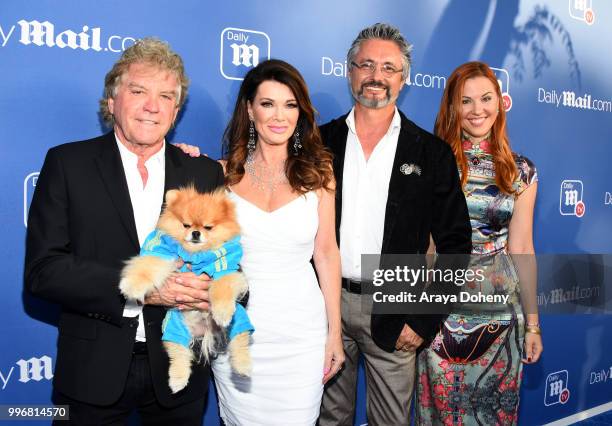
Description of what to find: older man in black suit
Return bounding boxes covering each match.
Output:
[318,23,471,425]
[25,38,222,424]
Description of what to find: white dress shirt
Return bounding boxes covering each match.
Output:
[340,107,401,280]
[116,135,166,341]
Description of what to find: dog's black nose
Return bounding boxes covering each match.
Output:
[192,230,201,240]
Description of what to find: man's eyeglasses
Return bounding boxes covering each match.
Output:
[350,61,403,77]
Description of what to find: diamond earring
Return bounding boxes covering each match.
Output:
[248,120,256,156]
[293,128,302,156]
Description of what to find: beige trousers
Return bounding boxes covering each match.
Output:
[318,289,416,426]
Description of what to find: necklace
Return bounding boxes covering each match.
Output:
[462,130,491,154]
[461,130,491,144]
[244,153,288,193]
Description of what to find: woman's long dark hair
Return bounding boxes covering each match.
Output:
[223,59,333,194]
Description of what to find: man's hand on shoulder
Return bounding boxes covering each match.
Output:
[173,142,206,158]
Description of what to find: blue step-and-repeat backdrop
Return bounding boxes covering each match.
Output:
[1,1,611,424]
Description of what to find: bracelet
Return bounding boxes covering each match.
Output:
[525,326,541,335]
[526,322,540,327]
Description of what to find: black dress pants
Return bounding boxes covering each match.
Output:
[52,349,206,426]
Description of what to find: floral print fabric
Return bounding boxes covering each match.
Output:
[416,144,537,426]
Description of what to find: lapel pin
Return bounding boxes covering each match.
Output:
[400,163,421,176]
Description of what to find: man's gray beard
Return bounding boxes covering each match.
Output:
[351,87,397,109]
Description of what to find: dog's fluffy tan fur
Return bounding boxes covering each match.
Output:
[119,187,251,393]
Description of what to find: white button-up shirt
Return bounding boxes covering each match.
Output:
[340,107,401,280]
[116,135,166,341]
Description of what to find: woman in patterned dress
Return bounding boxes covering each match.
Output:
[416,61,543,425]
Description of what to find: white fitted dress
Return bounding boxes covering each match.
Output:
[212,191,327,425]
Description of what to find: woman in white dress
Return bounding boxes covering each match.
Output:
[213,59,344,425]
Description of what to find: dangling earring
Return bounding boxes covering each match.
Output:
[293,125,302,156]
[248,120,256,157]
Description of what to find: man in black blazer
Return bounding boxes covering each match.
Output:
[318,24,471,425]
[25,38,222,424]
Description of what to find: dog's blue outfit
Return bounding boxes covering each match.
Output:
[139,230,254,347]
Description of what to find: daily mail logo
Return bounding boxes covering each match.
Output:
[544,370,570,406]
[569,0,595,25]
[220,27,270,80]
[560,179,586,217]
[490,67,512,112]
[1,355,54,390]
[0,19,136,52]
[24,172,39,227]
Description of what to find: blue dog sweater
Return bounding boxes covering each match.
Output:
[139,230,254,347]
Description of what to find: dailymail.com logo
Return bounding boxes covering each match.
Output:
[560,179,586,217]
[220,27,270,80]
[569,0,595,25]
[544,370,571,406]
[490,67,512,112]
[0,19,136,53]
[24,172,39,227]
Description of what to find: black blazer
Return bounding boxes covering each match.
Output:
[24,132,224,406]
[320,110,471,352]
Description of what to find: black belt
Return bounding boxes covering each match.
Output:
[341,278,373,295]
[132,342,148,355]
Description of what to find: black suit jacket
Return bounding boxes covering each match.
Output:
[320,110,471,352]
[24,132,224,406]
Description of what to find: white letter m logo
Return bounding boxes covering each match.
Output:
[549,379,564,396]
[565,190,579,206]
[16,355,54,383]
[230,43,259,67]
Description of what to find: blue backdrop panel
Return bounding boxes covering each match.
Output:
[1,1,610,424]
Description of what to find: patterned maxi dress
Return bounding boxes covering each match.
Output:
[415,139,537,426]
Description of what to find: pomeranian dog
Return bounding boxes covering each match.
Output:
[119,187,252,393]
